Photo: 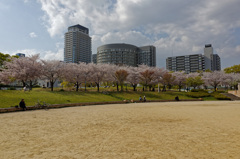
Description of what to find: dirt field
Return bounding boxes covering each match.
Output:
[1,101,240,159]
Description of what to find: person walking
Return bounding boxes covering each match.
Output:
[19,99,26,111]
[139,96,142,102]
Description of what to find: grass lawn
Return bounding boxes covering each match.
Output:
[0,89,118,108]
[0,87,218,108]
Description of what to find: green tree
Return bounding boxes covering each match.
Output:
[186,76,204,89]
[0,52,19,70]
[224,64,240,74]
[0,52,10,68]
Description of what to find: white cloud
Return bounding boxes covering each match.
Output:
[4,43,63,61]
[0,1,10,10]
[38,0,240,68]
[29,32,37,38]
[100,31,152,46]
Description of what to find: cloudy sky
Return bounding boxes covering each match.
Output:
[1,0,240,69]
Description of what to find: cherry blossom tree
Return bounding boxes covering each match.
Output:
[107,64,119,91]
[81,63,94,92]
[0,54,42,88]
[90,63,110,92]
[160,71,175,91]
[203,71,226,91]
[173,71,187,91]
[151,67,166,92]
[0,71,12,85]
[41,60,63,91]
[138,65,156,91]
[115,69,129,91]
[127,66,141,91]
[62,63,83,91]
[223,73,240,90]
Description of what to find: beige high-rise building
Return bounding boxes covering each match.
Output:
[64,24,92,63]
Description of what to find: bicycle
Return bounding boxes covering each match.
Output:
[35,100,50,110]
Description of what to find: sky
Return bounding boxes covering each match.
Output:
[0,0,240,69]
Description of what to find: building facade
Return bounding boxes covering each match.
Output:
[166,54,204,73]
[16,53,25,57]
[212,54,221,71]
[97,43,156,67]
[138,46,156,67]
[64,24,92,63]
[204,44,213,70]
[92,54,97,64]
[166,44,221,73]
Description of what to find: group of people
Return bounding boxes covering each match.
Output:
[139,95,179,102]
[139,95,146,102]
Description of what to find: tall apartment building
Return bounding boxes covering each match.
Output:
[166,44,221,73]
[92,54,97,64]
[166,54,204,73]
[64,24,92,63]
[204,44,213,70]
[212,54,221,71]
[97,43,156,67]
[138,46,156,67]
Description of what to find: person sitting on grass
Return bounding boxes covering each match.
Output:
[175,96,179,101]
[19,99,26,111]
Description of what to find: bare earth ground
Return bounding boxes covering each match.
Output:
[1,101,240,159]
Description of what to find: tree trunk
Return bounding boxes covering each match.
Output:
[168,84,172,90]
[85,81,87,92]
[76,82,79,91]
[51,81,54,91]
[162,85,166,92]
[29,80,32,90]
[235,84,238,90]
[120,84,123,91]
[158,83,161,93]
[116,83,119,92]
[95,82,100,92]
[133,85,136,91]
[179,85,181,92]
[22,80,26,87]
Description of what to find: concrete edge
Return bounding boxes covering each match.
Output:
[0,99,203,114]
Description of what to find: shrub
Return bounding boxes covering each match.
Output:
[191,89,207,92]
[216,90,226,93]
[211,92,231,100]
[59,89,65,92]
[186,92,211,98]
[8,87,16,90]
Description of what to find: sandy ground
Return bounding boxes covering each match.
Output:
[1,101,240,159]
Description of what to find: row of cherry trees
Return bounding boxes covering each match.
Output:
[0,54,240,92]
